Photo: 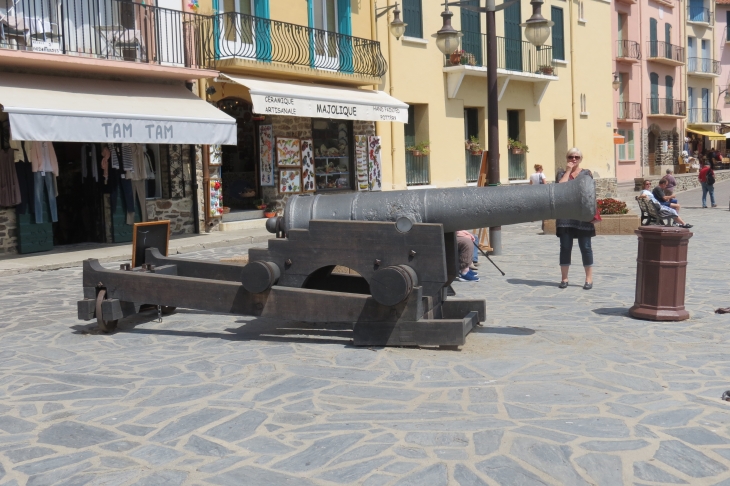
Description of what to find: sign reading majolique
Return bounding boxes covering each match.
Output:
[250,94,408,123]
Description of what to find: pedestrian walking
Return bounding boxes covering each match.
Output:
[699,160,717,208]
[664,169,676,192]
[555,148,595,290]
[529,164,546,185]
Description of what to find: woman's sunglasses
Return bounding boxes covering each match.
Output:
[567,156,581,160]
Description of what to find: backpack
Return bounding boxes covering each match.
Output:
[707,169,716,185]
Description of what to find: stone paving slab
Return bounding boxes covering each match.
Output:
[0,193,729,485]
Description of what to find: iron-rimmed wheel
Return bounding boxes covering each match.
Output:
[95,289,118,333]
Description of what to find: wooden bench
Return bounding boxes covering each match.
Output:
[636,196,673,227]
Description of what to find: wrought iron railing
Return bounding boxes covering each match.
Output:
[406,152,430,186]
[616,40,641,60]
[0,0,209,68]
[647,41,685,63]
[508,151,526,180]
[688,57,721,75]
[647,98,686,117]
[446,32,556,76]
[688,108,721,123]
[465,150,482,183]
[205,12,387,77]
[617,102,642,120]
[688,5,713,24]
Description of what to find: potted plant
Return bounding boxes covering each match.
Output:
[450,49,465,66]
[254,198,267,210]
[462,52,477,66]
[538,65,554,76]
[407,141,431,157]
[263,202,277,218]
[508,138,529,155]
[469,136,483,155]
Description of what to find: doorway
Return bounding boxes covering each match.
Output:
[648,130,657,175]
[507,110,525,180]
[217,98,260,213]
[553,119,568,176]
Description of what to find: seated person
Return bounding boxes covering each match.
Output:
[652,178,681,211]
[664,188,678,207]
[638,190,692,228]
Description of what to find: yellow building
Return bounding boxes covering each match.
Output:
[375,0,616,191]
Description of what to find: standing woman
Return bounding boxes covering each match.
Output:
[556,148,595,290]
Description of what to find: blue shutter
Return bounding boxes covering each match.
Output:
[338,0,353,72]
[402,0,423,38]
[551,7,564,61]
[254,0,271,62]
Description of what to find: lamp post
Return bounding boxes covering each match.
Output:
[375,2,407,40]
[434,0,553,255]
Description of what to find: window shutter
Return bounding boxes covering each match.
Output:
[551,7,564,61]
[402,0,423,38]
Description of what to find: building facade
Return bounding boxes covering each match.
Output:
[375,0,614,191]
[715,0,730,136]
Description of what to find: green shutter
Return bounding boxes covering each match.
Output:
[649,18,657,57]
[402,0,423,38]
[617,130,626,161]
[504,1,522,71]
[551,7,564,61]
[461,1,482,65]
[627,130,635,160]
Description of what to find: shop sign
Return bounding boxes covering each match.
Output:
[252,94,408,123]
[32,40,62,54]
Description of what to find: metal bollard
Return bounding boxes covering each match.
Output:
[629,226,693,321]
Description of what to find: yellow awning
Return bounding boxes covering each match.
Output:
[687,127,725,140]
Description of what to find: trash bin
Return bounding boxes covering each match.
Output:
[629,226,692,321]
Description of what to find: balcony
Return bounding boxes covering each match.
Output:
[688,108,721,124]
[0,0,214,80]
[465,150,482,183]
[444,33,557,104]
[687,6,713,26]
[406,152,430,186]
[616,40,641,63]
[646,98,686,118]
[203,12,387,86]
[688,57,720,77]
[646,41,685,66]
[617,102,642,122]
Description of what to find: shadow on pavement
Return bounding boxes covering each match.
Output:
[507,278,558,288]
[473,326,535,336]
[592,307,631,317]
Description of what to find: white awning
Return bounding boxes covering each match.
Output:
[219,74,408,123]
[0,73,237,145]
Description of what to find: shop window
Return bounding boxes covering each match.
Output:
[313,119,353,191]
[618,129,634,160]
[146,145,162,199]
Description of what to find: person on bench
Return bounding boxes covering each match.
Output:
[652,178,680,212]
[639,186,692,228]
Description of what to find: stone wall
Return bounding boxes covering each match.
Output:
[146,197,195,235]
[0,207,17,255]
[594,177,618,199]
[638,169,730,192]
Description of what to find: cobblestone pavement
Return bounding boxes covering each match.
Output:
[0,185,729,485]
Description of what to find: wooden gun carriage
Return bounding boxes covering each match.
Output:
[78,176,596,348]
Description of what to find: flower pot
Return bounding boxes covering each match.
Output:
[264,211,277,218]
[257,205,267,210]
[470,150,483,156]
[411,150,423,157]
[539,68,554,76]
[449,53,462,65]
[511,148,524,155]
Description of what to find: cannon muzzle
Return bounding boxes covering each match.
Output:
[272,174,596,233]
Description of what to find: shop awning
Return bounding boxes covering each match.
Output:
[0,73,237,144]
[687,127,725,140]
[218,74,409,123]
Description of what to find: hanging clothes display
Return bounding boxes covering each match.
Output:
[14,142,34,215]
[81,144,99,182]
[28,141,58,224]
[127,144,147,222]
[0,147,21,207]
[101,145,110,182]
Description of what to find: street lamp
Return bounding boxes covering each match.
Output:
[375,2,408,40]
[612,72,620,91]
[433,0,553,255]
[720,86,730,104]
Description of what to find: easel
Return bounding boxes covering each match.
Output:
[473,151,493,253]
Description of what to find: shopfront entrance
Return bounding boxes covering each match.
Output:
[217,98,261,214]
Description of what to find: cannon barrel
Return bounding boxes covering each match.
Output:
[273,174,596,234]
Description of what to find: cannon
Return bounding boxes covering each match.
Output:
[78,175,595,347]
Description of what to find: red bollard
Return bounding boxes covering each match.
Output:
[630,226,693,321]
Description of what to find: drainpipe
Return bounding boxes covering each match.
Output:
[569,0,577,147]
[386,0,398,190]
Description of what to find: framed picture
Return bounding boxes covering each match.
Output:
[132,220,170,268]
[355,135,368,191]
[276,137,301,167]
[300,139,315,193]
[368,136,382,191]
[208,144,222,166]
[259,125,274,186]
[279,169,302,193]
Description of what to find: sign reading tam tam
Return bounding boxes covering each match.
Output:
[220,74,409,123]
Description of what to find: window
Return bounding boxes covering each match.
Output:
[617,129,634,160]
[577,1,585,22]
[580,93,588,114]
[402,0,423,38]
[222,0,254,43]
[551,7,565,61]
[727,11,730,41]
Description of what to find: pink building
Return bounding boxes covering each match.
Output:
[613,0,686,182]
[716,0,730,136]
